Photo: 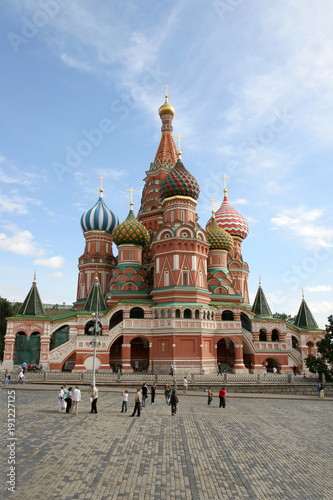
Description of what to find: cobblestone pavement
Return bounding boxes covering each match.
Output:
[1,387,333,499]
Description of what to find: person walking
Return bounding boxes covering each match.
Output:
[18,370,24,384]
[150,383,156,404]
[63,385,68,412]
[72,386,81,415]
[58,385,65,412]
[66,387,73,413]
[170,362,174,376]
[217,362,222,376]
[183,376,188,394]
[317,382,322,398]
[121,390,128,412]
[293,365,297,376]
[130,388,142,417]
[22,361,27,373]
[170,389,179,416]
[164,383,170,404]
[90,384,98,413]
[320,385,325,399]
[3,370,10,387]
[219,387,227,408]
[142,382,148,407]
[207,387,213,405]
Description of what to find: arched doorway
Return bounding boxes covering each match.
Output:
[222,310,234,320]
[62,353,76,372]
[85,320,102,335]
[265,358,281,373]
[184,309,192,319]
[109,310,123,329]
[130,307,144,319]
[292,336,299,349]
[259,329,267,341]
[131,337,149,372]
[272,329,279,342]
[217,338,235,371]
[14,331,40,365]
[109,335,123,372]
[50,326,69,350]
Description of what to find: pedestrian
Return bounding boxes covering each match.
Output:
[263,364,267,378]
[18,369,24,384]
[219,387,227,408]
[164,383,170,404]
[320,385,325,399]
[58,385,65,412]
[130,388,142,417]
[293,365,297,376]
[72,386,81,415]
[3,370,10,387]
[66,387,73,413]
[217,362,222,376]
[151,383,156,404]
[208,387,213,405]
[317,382,322,398]
[273,366,277,374]
[168,384,172,405]
[183,375,188,394]
[119,363,123,376]
[121,390,128,412]
[170,389,179,416]
[22,361,27,373]
[142,382,148,407]
[63,384,68,412]
[170,362,174,376]
[90,384,98,413]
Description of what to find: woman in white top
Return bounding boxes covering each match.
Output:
[72,386,81,415]
[58,386,64,412]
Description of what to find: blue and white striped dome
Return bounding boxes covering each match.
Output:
[80,191,119,233]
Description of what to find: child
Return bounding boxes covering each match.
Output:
[320,385,324,399]
[121,390,128,412]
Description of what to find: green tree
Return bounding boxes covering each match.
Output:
[305,315,333,381]
[0,297,20,361]
[273,312,296,324]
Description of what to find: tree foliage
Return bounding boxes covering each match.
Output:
[0,297,21,360]
[305,315,333,381]
[273,312,296,324]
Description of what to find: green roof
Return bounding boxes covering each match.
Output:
[17,281,46,316]
[85,277,107,312]
[251,285,272,317]
[294,299,318,329]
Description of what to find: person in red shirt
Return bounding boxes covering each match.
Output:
[219,387,227,408]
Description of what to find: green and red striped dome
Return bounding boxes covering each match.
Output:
[160,159,200,201]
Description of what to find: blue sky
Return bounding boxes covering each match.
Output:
[1,0,332,328]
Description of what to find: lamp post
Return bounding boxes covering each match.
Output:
[90,277,102,387]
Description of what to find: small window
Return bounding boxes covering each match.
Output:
[183,273,188,286]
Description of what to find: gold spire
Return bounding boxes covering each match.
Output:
[98,176,105,197]
[158,86,175,117]
[220,174,230,194]
[302,288,304,301]
[127,188,137,209]
[173,134,186,159]
[259,275,261,287]
[33,270,36,284]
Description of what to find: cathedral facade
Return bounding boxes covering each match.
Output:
[3,95,325,374]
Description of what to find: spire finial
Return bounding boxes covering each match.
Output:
[209,197,216,215]
[98,176,105,197]
[173,134,186,159]
[164,84,170,99]
[127,187,137,209]
[302,288,304,301]
[220,174,230,194]
[33,270,36,284]
[259,275,261,287]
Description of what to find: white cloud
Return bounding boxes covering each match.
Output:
[305,285,332,293]
[270,206,333,249]
[60,53,93,73]
[311,301,333,314]
[0,191,41,214]
[0,230,44,256]
[34,256,65,268]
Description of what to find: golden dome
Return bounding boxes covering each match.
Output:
[158,96,175,117]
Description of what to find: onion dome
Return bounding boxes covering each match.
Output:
[113,204,150,247]
[158,94,175,117]
[160,158,200,201]
[206,189,249,240]
[80,188,119,234]
[206,213,234,251]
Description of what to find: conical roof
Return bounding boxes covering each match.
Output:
[252,283,272,316]
[160,158,200,201]
[294,298,318,329]
[85,274,106,312]
[18,276,45,316]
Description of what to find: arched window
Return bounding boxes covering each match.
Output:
[259,329,267,341]
[168,309,172,318]
[203,311,206,319]
[207,312,211,320]
[164,270,169,287]
[184,309,192,319]
[50,326,69,351]
[183,272,188,286]
[130,307,144,319]
[109,310,123,329]
[161,309,165,319]
[85,320,102,335]
[195,310,200,319]
[222,310,234,320]
[272,329,279,342]
[175,309,181,319]
[241,313,252,333]
[155,310,159,319]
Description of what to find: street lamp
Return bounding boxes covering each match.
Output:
[89,277,103,386]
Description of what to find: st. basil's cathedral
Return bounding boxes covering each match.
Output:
[3,93,325,374]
